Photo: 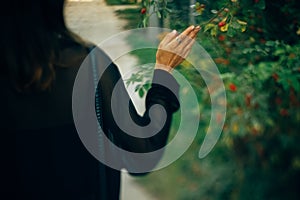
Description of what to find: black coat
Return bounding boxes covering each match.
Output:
[1,39,180,200]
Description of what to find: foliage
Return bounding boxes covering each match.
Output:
[105,0,137,6]
[115,8,142,29]
[138,0,172,27]
[124,0,300,199]
[217,41,300,199]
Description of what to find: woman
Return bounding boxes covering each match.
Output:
[1,0,199,199]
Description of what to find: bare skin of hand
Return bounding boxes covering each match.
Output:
[155,25,201,73]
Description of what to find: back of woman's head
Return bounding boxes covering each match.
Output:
[2,0,74,91]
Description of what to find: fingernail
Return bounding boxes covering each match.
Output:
[172,30,177,34]
[195,26,201,31]
[191,25,195,30]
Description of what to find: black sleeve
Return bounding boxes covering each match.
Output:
[93,47,180,172]
[100,64,180,153]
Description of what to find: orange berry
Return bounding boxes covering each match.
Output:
[141,8,147,14]
[218,21,226,27]
[280,109,289,116]
[229,83,237,92]
[272,73,279,82]
[218,34,226,41]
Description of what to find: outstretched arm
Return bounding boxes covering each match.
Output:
[98,26,200,172]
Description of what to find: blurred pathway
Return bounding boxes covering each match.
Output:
[65,1,157,200]
[65,0,137,73]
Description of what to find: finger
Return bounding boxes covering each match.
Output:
[181,40,197,58]
[160,26,199,57]
[182,35,199,59]
[182,42,194,58]
[180,36,194,50]
[179,26,200,55]
[180,37,198,53]
[180,25,196,38]
[173,25,199,48]
[176,25,196,42]
[160,30,178,46]
[189,26,201,39]
[180,26,200,47]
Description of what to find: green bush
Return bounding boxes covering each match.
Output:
[105,0,137,6]
[128,0,300,199]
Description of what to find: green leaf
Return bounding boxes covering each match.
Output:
[230,20,241,30]
[220,73,235,79]
[256,0,266,10]
[210,26,217,37]
[143,83,151,90]
[273,48,286,56]
[227,26,235,37]
[291,78,300,92]
[243,48,256,54]
[156,10,162,18]
[164,8,172,13]
[138,88,145,97]
[142,17,148,27]
[265,41,277,47]
[135,84,141,92]
[203,23,215,32]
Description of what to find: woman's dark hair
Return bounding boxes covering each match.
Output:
[2,0,80,91]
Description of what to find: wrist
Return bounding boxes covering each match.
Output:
[154,63,173,73]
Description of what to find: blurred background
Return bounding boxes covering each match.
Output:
[66,0,300,199]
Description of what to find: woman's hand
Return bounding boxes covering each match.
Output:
[155,25,201,73]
